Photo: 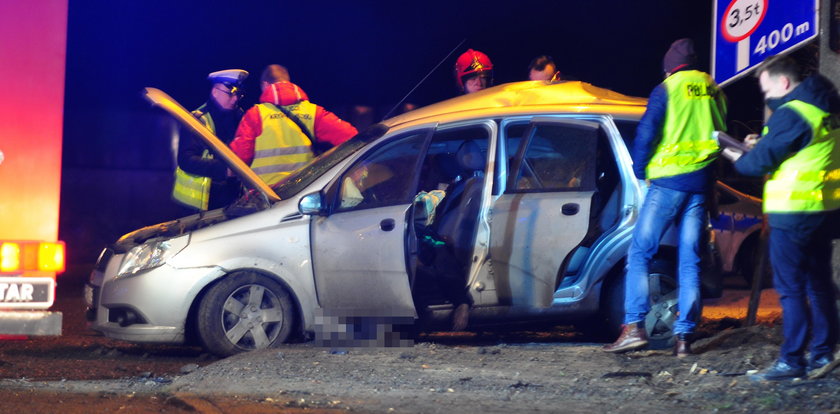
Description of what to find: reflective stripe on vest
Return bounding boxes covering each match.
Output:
[646,70,725,179]
[252,101,316,186]
[763,100,840,213]
[173,159,211,210]
[172,110,215,210]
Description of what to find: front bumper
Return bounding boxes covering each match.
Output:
[86,261,224,344]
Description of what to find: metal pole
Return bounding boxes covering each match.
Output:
[745,221,768,325]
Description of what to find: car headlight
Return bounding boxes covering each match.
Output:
[117,235,188,277]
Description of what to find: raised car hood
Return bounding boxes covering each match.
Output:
[143,87,280,204]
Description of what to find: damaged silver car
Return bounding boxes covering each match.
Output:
[85,81,721,356]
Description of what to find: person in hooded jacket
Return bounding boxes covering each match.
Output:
[602,38,727,357]
[731,55,840,381]
[173,69,248,211]
[230,64,357,186]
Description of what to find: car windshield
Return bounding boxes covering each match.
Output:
[270,123,389,199]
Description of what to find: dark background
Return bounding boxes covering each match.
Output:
[60,0,770,268]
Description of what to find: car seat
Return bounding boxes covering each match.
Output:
[432,140,486,268]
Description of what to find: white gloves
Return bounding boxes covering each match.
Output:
[721,147,743,162]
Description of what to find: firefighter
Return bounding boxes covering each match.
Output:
[454,49,494,94]
[230,64,357,186]
[172,69,248,211]
[730,55,840,381]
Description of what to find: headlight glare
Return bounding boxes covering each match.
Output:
[117,235,188,277]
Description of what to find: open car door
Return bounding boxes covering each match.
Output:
[490,118,601,308]
[310,130,431,319]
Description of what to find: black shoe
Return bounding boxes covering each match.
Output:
[807,355,834,373]
[749,360,805,382]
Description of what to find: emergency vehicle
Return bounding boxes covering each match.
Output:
[0,1,67,336]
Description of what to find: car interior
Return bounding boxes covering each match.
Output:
[410,127,490,315]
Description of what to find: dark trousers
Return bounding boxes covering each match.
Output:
[769,222,839,368]
[415,225,472,307]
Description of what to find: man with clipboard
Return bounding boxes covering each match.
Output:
[725,55,840,381]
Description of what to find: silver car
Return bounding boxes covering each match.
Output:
[85,81,720,356]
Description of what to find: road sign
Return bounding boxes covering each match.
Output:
[712,0,818,86]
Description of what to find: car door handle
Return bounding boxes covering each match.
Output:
[561,203,579,216]
[380,218,396,231]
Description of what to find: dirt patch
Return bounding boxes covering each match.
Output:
[158,322,839,414]
[1,282,838,413]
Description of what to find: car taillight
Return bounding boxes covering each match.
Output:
[0,241,65,274]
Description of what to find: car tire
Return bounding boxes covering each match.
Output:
[644,261,678,349]
[596,260,678,349]
[597,270,626,341]
[196,271,295,357]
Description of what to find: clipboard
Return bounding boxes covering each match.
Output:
[713,131,751,153]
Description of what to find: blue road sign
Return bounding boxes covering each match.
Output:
[712,0,818,86]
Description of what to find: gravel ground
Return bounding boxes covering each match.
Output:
[1,281,839,413]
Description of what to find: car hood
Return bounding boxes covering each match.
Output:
[111,208,226,251]
[143,87,280,204]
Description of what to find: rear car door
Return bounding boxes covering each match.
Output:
[489,118,600,308]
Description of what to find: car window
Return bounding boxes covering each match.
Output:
[507,122,597,193]
[613,120,639,148]
[496,123,528,194]
[415,126,490,194]
[335,131,427,212]
[273,124,389,199]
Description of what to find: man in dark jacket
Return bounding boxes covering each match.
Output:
[173,69,248,211]
[602,39,727,357]
[731,55,840,381]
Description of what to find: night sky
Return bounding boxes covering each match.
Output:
[53,0,782,263]
[63,0,766,170]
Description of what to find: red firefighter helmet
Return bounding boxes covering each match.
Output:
[454,49,494,91]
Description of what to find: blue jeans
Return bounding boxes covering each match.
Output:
[624,184,706,335]
[769,224,839,369]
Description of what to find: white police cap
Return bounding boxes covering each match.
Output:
[207,69,249,86]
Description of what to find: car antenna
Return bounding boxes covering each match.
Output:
[381,38,466,121]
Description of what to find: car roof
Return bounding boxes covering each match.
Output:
[384,80,648,129]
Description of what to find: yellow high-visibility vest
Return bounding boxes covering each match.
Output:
[172,109,215,210]
[763,100,840,213]
[646,70,726,179]
[251,101,316,186]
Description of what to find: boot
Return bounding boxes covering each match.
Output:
[602,323,648,353]
[673,333,691,357]
[451,303,470,331]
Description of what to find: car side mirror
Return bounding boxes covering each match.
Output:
[298,191,325,215]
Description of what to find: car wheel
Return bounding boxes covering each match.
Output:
[596,261,678,348]
[197,271,295,357]
[644,264,678,349]
[597,271,625,341]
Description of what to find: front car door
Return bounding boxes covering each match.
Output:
[310,130,431,317]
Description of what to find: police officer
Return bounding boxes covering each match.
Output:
[173,69,248,211]
[602,38,727,357]
[731,55,840,381]
[454,49,493,94]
